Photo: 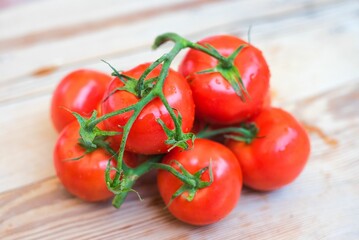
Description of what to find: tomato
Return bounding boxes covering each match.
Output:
[102,63,195,155]
[179,35,270,125]
[263,90,271,109]
[226,107,310,191]
[51,69,112,132]
[157,138,242,225]
[53,121,138,202]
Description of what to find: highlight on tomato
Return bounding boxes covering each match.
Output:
[179,35,270,125]
[226,107,310,191]
[101,63,195,155]
[157,138,242,225]
[50,69,112,132]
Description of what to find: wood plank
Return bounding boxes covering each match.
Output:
[0,0,196,39]
[1,0,359,193]
[1,0,358,238]
[1,82,358,239]
[0,0,216,49]
[0,95,57,192]
[0,0,41,10]
[0,0,348,81]
[253,4,359,103]
[1,0,358,106]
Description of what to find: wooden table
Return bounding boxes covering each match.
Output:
[1,0,358,239]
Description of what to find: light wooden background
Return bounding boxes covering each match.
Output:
[1,0,358,239]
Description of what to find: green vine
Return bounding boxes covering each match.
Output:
[196,122,259,144]
[72,32,248,208]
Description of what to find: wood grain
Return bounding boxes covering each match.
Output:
[1,0,358,106]
[0,0,349,81]
[1,0,359,194]
[0,0,222,50]
[1,82,358,239]
[1,0,358,239]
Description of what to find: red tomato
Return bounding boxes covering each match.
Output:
[51,69,112,132]
[226,107,310,191]
[157,139,242,225]
[102,63,195,155]
[53,121,138,202]
[263,90,271,109]
[179,35,270,125]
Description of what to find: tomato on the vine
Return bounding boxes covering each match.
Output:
[102,63,195,155]
[51,69,112,132]
[179,35,270,125]
[49,32,310,218]
[226,107,310,191]
[53,121,137,202]
[157,138,242,225]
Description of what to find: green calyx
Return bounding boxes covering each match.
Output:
[72,111,119,150]
[157,110,195,152]
[102,60,157,99]
[71,32,251,209]
[154,160,213,207]
[63,111,118,162]
[197,44,249,101]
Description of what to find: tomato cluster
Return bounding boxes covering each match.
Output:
[51,33,310,226]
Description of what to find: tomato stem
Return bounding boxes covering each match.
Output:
[197,123,258,144]
[88,105,136,129]
[158,93,183,137]
[112,155,163,208]
[75,32,249,209]
[153,163,196,187]
[187,41,230,66]
[136,55,166,98]
[110,93,154,188]
[153,33,229,65]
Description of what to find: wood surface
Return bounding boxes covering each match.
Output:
[0,0,358,239]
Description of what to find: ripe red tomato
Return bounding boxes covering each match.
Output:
[157,138,242,225]
[53,121,138,202]
[51,69,112,132]
[226,107,310,191]
[179,35,270,125]
[263,90,272,109]
[102,63,195,155]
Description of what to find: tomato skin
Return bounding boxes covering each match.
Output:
[263,90,271,109]
[51,69,112,132]
[53,121,137,202]
[179,35,270,125]
[102,63,195,155]
[226,107,310,191]
[157,139,242,225]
